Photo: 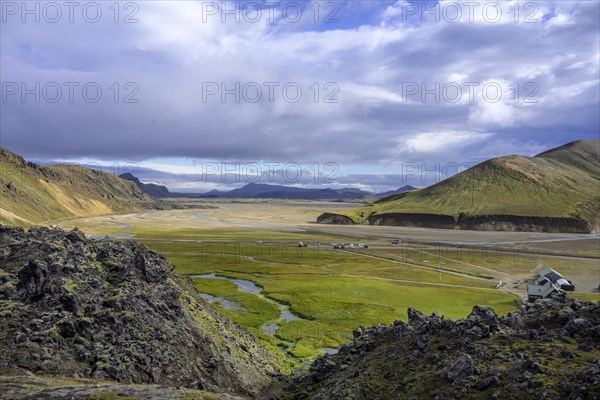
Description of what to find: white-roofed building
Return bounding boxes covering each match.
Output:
[527,267,575,302]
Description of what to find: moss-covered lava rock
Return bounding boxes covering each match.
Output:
[281,298,599,399]
[0,226,283,398]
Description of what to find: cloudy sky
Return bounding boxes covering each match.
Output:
[1,0,599,192]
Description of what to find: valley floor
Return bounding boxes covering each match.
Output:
[54,199,600,365]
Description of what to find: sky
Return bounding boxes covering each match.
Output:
[1,0,599,192]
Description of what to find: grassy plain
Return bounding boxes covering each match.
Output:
[135,227,520,361]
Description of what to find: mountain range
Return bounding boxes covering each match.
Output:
[201,182,371,200]
[120,175,397,201]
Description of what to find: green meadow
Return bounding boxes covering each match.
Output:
[135,228,521,363]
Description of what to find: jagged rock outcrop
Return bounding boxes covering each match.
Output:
[281,298,600,399]
[0,226,283,398]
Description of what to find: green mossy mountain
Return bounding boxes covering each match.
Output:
[0,226,284,398]
[318,140,600,232]
[0,147,155,225]
[282,298,600,399]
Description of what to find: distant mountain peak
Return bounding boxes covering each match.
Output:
[376,185,417,198]
[119,173,170,198]
[119,172,138,181]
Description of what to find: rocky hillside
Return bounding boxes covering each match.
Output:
[318,140,600,232]
[120,172,171,198]
[282,297,599,399]
[0,147,155,225]
[0,226,283,398]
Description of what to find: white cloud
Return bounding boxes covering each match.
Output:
[546,12,574,28]
[404,131,492,153]
[345,83,405,104]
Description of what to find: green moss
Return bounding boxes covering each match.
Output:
[288,341,316,359]
[106,293,126,302]
[64,281,79,293]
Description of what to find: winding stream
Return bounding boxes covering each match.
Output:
[199,293,245,312]
[191,273,301,335]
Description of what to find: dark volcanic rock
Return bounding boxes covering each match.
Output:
[0,226,283,398]
[322,213,592,233]
[17,260,47,300]
[134,250,172,283]
[281,296,600,400]
[367,213,457,228]
[476,375,500,390]
[316,212,355,225]
[66,228,86,243]
[467,305,499,330]
[447,354,475,381]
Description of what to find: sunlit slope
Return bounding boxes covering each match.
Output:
[0,147,153,225]
[329,140,600,231]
